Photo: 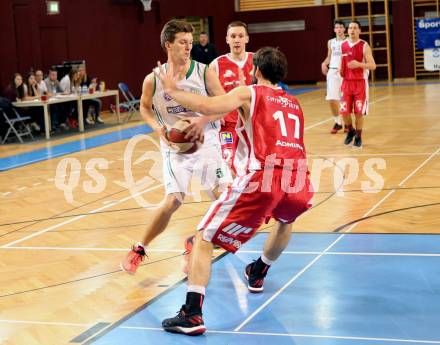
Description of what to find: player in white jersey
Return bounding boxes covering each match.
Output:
[121,20,231,274]
[321,20,346,134]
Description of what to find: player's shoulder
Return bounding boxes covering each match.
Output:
[245,52,254,63]
[214,54,229,63]
[143,72,155,87]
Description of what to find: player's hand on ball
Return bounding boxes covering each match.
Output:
[183,117,206,143]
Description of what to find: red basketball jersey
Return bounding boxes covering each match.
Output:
[213,52,254,123]
[340,39,369,80]
[235,85,307,175]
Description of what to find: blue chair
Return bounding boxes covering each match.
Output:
[118,82,140,122]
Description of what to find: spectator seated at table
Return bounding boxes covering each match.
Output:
[78,64,104,124]
[43,68,69,131]
[60,68,80,128]
[3,73,41,132]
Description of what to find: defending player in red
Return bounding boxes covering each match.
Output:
[156,47,313,335]
[210,21,254,174]
[339,20,376,148]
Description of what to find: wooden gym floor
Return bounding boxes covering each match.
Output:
[0,81,439,344]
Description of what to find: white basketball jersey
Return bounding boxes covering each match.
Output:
[329,38,345,69]
[152,60,220,151]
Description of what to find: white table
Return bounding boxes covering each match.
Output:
[79,90,120,130]
[12,90,120,139]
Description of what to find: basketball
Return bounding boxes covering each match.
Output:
[166,119,202,154]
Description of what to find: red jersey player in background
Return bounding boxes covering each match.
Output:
[339,20,376,148]
[180,21,253,273]
[210,21,254,173]
[157,47,313,335]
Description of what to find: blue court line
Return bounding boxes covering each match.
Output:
[86,233,440,345]
[287,87,320,95]
[0,125,152,171]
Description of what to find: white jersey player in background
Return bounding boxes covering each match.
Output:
[321,20,346,134]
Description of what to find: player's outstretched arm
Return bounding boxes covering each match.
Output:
[204,65,228,121]
[156,61,251,116]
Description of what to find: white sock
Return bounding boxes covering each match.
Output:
[334,116,342,125]
[136,242,145,249]
[187,285,206,295]
[261,254,274,266]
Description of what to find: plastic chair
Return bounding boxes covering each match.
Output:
[118,82,140,122]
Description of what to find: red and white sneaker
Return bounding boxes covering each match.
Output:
[244,261,268,293]
[182,235,195,274]
[162,305,206,335]
[330,123,343,134]
[120,244,146,274]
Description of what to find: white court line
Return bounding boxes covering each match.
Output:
[304,95,390,131]
[305,118,333,130]
[308,152,440,157]
[1,320,439,343]
[369,95,391,105]
[1,183,163,248]
[234,145,440,331]
[398,147,440,186]
[3,246,440,257]
[1,110,364,247]
[119,326,440,344]
[0,319,90,327]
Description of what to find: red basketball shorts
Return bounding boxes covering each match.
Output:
[197,168,314,253]
[340,79,369,116]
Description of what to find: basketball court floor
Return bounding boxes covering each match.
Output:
[1,81,440,344]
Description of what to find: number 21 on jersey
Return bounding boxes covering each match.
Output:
[273,111,300,139]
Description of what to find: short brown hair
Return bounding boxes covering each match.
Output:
[160,20,194,50]
[349,20,361,30]
[227,21,248,35]
[253,47,288,84]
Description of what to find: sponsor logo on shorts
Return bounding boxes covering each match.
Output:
[355,100,363,111]
[340,101,347,112]
[222,222,253,236]
[216,168,224,178]
[217,233,242,250]
[221,132,234,144]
